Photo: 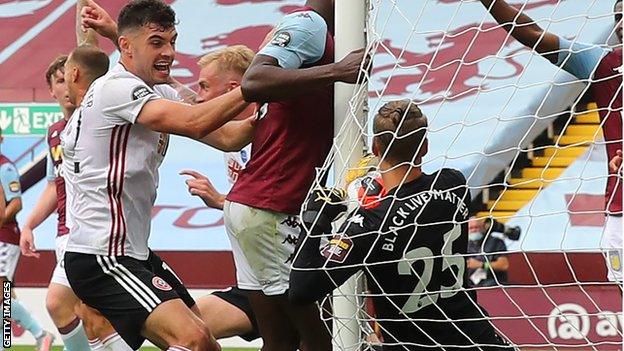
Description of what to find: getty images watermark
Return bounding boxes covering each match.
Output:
[2,281,10,348]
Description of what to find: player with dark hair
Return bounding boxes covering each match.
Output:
[61,0,249,350]
[290,100,511,350]
[478,0,622,282]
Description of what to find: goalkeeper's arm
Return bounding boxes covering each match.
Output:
[290,187,372,304]
[289,216,362,305]
[479,0,560,63]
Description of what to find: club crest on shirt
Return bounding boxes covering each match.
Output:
[271,31,291,47]
[322,236,353,263]
[132,86,151,100]
[152,276,172,291]
[8,181,20,193]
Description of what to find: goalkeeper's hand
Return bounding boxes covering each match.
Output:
[302,187,348,230]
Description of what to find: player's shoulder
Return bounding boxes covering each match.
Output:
[435,168,467,187]
[283,7,325,23]
[47,118,67,136]
[279,7,327,32]
[351,205,384,232]
[100,64,149,91]
[0,155,11,167]
[95,64,157,104]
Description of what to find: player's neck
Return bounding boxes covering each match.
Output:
[74,88,87,107]
[379,162,422,192]
[62,106,75,121]
[120,57,155,87]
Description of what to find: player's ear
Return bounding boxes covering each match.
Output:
[118,36,132,57]
[418,138,429,159]
[228,80,240,91]
[372,137,380,157]
[72,66,80,84]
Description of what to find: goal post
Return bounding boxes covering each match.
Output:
[332,0,368,350]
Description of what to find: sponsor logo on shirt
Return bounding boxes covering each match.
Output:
[348,214,365,227]
[322,237,353,263]
[294,12,312,20]
[8,181,20,193]
[271,31,291,47]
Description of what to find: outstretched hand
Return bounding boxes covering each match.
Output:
[180,170,226,210]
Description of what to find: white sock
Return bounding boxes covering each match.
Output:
[102,333,133,351]
[89,338,106,351]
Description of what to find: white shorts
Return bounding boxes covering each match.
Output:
[224,200,301,296]
[51,234,70,287]
[602,215,622,282]
[0,242,20,281]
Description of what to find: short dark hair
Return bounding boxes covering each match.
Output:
[45,55,68,87]
[117,0,176,35]
[68,45,110,84]
[373,100,428,165]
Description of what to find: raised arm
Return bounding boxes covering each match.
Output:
[76,0,99,46]
[136,88,249,140]
[241,10,366,102]
[480,0,560,63]
[242,50,365,102]
[199,116,255,152]
[289,188,362,304]
[80,0,119,48]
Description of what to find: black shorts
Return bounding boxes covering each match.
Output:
[211,287,260,341]
[65,251,195,350]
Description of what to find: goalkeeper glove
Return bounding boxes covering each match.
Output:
[302,187,348,231]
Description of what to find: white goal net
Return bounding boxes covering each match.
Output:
[293,0,623,350]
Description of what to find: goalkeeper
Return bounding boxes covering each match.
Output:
[479,0,622,282]
[290,100,511,351]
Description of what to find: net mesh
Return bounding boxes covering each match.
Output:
[293,0,623,350]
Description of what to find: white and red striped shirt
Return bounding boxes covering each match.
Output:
[62,64,176,260]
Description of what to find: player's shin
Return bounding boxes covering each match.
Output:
[10,298,44,338]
